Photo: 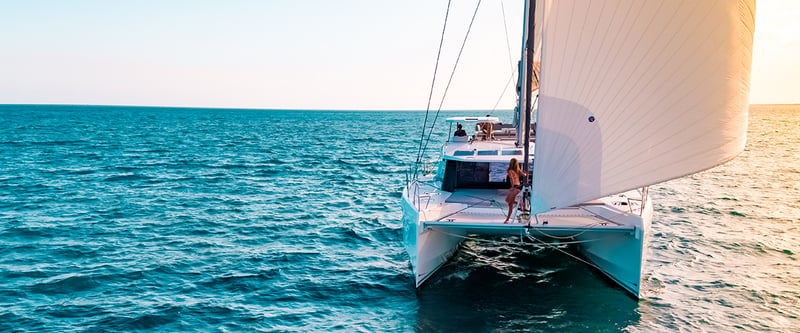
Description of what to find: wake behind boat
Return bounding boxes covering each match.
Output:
[402,0,755,298]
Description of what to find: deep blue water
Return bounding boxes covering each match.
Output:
[0,104,798,332]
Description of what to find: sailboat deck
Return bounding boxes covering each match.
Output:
[421,189,636,232]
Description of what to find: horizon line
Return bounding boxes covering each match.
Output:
[0,103,518,112]
[1,103,797,112]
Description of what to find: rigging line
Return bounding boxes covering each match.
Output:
[577,206,626,226]
[530,222,602,240]
[530,237,605,246]
[492,72,515,111]
[493,200,507,215]
[432,0,483,113]
[493,0,516,112]
[459,193,501,202]
[434,196,502,222]
[419,0,483,162]
[500,0,515,71]
[431,228,606,247]
[525,232,604,272]
[431,228,536,247]
[454,192,510,215]
[414,0,453,179]
[414,180,439,189]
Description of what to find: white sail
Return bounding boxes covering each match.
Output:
[531,0,756,212]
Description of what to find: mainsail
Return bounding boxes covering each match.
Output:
[530,0,756,212]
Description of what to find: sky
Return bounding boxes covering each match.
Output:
[0,0,797,110]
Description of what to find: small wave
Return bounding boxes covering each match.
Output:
[326,200,352,209]
[29,273,99,295]
[670,206,686,213]
[687,280,737,292]
[47,304,109,319]
[214,163,250,170]
[350,137,382,143]
[104,174,149,182]
[337,158,373,167]
[370,226,402,243]
[269,251,322,263]
[440,268,471,282]
[694,206,722,215]
[366,166,398,175]
[113,166,140,172]
[3,226,54,238]
[320,225,372,243]
[67,168,96,175]
[53,246,101,259]
[30,140,86,146]
[199,270,281,293]
[0,175,22,183]
[265,158,289,165]
[91,308,179,331]
[0,289,27,298]
[143,148,173,153]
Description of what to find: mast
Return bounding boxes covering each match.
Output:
[517,0,536,179]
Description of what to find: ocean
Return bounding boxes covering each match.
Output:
[0,104,797,332]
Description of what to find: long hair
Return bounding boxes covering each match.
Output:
[508,158,520,172]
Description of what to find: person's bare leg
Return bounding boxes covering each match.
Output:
[504,193,513,223]
[504,189,518,223]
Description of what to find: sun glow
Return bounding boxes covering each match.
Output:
[751,0,800,104]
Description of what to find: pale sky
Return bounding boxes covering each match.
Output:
[0,0,797,110]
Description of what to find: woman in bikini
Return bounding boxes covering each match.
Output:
[504,158,526,223]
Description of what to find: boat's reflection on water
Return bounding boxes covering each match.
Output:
[413,238,641,332]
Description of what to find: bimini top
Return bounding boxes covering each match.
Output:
[445,116,499,123]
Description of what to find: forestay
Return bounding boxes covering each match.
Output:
[531,0,756,212]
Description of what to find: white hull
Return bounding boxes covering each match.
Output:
[402,196,464,286]
[402,181,653,297]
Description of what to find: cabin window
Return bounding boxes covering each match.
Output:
[441,160,510,191]
[453,150,474,156]
[476,150,498,156]
[501,150,522,156]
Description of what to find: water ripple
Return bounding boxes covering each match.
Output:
[0,105,798,332]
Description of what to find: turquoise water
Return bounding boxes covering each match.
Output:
[0,104,798,332]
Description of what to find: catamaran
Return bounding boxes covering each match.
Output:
[402,0,755,298]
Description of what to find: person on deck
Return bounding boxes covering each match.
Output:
[454,123,467,137]
[480,114,494,140]
[504,158,526,223]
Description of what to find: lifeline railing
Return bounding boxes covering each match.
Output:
[407,179,437,212]
[623,186,649,217]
